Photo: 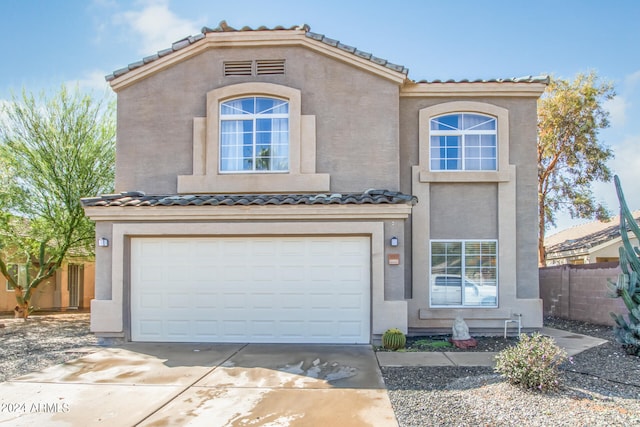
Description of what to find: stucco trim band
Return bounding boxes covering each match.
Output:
[83,203,413,222]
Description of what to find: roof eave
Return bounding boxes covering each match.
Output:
[83,203,413,222]
[400,80,548,98]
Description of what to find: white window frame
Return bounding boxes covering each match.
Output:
[429,239,498,308]
[5,264,26,292]
[219,96,290,174]
[429,113,497,171]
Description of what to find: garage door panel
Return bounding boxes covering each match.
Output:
[166,293,189,308]
[339,294,364,309]
[139,320,162,337]
[167,320,190,337]
[194,293,219,308]
[250,293,276,309]
[131,236,370,343]
[281,266,305,281]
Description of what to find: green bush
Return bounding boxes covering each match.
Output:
[494,333,568,392]
[382,328,406,350]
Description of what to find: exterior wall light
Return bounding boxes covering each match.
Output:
[390,236,399,247]
[98,237,109,247]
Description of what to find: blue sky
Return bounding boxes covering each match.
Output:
[1,0,639,234]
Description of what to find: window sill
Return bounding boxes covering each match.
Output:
[419,308,510,320]
[419,167,514,183]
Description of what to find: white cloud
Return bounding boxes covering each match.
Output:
[118,0,202,55]
[69,70,111,93]
[624,69,640,92]
[597,134,640,211]
[604,96,629,128]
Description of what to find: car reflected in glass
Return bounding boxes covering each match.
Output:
[430,274,497,306]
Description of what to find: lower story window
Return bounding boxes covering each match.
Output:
[430,240,497,307]
[5,264,26,291]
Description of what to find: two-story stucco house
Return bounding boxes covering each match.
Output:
[82,22,547,343]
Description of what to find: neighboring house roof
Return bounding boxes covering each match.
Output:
[545,210,640,254]
[81,190,418,208]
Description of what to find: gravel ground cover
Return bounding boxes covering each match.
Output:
[0,313,98,383]
[384,316,640,426]
[0,313,638,425]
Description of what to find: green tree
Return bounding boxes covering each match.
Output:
[538,72,615,266]
[0,85,115,318]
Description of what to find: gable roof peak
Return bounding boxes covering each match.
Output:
[105,21,409,85]
[201,20,310,34]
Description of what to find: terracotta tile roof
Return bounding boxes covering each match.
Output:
[106,21,408,82]
[414,76,550,84]
[545,210,640,254]
[81,190,418,208]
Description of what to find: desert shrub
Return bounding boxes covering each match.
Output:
[411,338,452,350]
[382,328,406,350]
[494,333,567,392]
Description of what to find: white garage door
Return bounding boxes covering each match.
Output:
[130,236,371,343]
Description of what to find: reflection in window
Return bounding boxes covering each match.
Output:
[220,97,289,172]
[430,113,497,171]
[430,240,497,307]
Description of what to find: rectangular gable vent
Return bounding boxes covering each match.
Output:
[224,61,253,76]
[256,59,285,75]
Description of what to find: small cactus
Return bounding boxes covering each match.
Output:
[382,328,406,350]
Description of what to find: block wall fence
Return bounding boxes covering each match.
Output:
[539,262,628,326]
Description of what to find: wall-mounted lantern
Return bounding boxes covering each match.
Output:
[390,236,399,247]
[98,237,109,247]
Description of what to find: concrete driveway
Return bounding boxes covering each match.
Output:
[0,343,397,426]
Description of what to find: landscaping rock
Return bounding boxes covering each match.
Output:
[450,337,478,349]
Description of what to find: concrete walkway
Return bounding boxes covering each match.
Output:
[376,327,608,368]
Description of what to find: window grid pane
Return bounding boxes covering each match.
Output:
[430,136,461,170]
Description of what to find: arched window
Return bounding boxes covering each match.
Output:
[430,113,497,171]
[219,96,289,172]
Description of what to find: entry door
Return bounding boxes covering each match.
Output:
[67,264,83,308]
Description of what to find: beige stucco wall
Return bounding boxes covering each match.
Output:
[399,96,542,330]
[115,46,400,195]
[429,183,498,239]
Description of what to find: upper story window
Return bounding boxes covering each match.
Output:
[219,97,289,173]
[430,113,497,171]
